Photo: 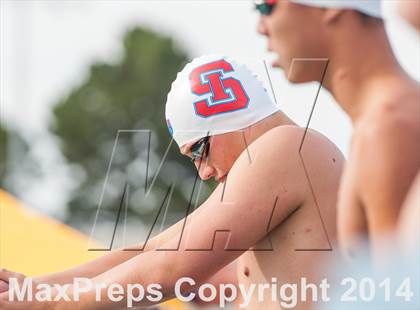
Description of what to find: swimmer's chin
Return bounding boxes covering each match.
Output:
[266,49,280,68]
[272,58,281,68]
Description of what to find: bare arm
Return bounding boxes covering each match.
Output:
[191,261,238,307]
[35,200,210,285]
[398,171,420,256]
[56,127,308,310]
[358,120,419,262]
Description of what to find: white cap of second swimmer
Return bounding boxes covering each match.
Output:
[290,0,383,19]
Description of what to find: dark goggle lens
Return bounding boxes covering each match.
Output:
[191,137,210,162]
[255,1,276,16]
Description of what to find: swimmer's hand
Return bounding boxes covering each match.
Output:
[0,269,53,310]
[0,279,8,294]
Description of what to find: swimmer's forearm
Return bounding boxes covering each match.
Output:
[33,246,145,285]
[60,237,234,309]
[54,250,175,310]
[35,212,196,285]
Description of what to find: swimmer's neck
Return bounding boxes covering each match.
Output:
[323,23,415,122]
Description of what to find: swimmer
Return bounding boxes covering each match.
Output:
[397,0,420,264]
[0,55,344,310]
[399,0,420,31]
[255,0,420,264]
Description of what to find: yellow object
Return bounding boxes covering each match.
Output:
[0,190,101,274]
[0,189,187,310]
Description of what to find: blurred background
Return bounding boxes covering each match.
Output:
[0,0,419,247]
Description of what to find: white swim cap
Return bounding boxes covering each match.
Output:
[165,55,279,147]
[290,0,383,19]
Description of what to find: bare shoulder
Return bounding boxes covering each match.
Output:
[355,78,417,147]
[352,97,420,173]
[249,125,344,165]
[231,125,344,191]
[352,98,420,209]
[363,81,419,132]
[355,98,420,152]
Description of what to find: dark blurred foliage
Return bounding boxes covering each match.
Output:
[0,123,41,193]
[51,27,213,229]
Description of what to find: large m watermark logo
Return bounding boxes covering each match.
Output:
[88,58,333,252]
[87,129,279,252]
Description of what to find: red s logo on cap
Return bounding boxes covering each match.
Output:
[189,59,250,118]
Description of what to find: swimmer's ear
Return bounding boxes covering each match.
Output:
[323,9,344,25]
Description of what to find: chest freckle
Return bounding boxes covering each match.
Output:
[304,228,312,233]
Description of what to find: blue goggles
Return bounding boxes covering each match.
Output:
[254,0,277,16]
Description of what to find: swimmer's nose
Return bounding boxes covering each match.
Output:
[197,162,216,181]
[257,16,268,37]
